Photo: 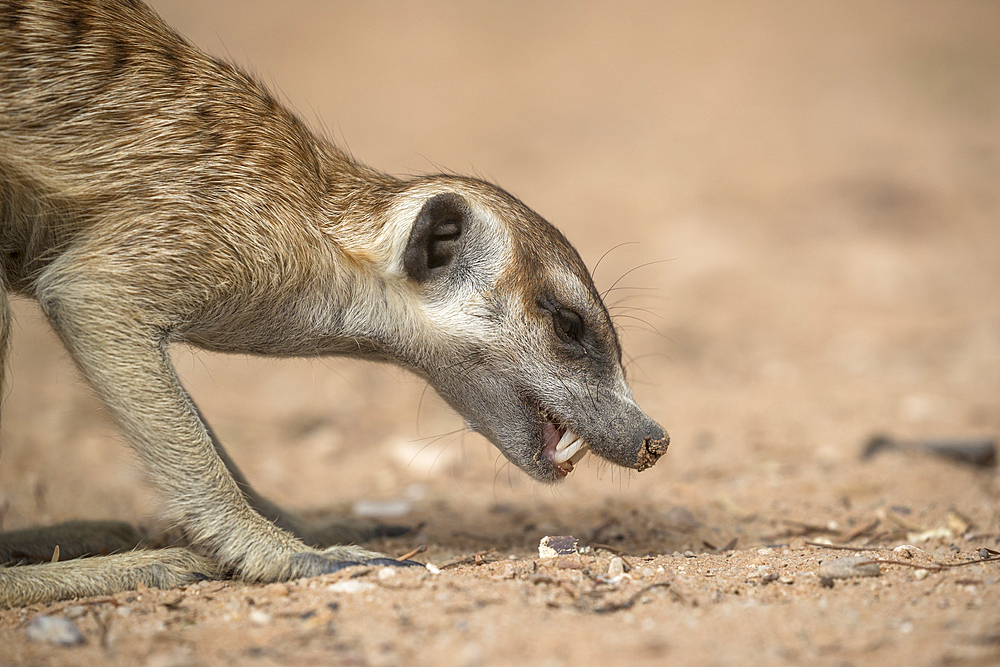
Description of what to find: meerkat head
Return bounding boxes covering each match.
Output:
[385,176,668,482]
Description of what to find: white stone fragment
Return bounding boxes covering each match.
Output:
[892,544,926,558]
[327,580,375,593]
[248,610,272,626]
[26,616,85,646]
[538,536,578,559]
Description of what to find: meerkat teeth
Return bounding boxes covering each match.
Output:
[554,428,579,452]
[553,437,588,464]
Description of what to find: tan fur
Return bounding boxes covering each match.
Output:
[0,0,667,607]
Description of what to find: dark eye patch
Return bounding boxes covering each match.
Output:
[538,297,587,351]
[552,307,584,345]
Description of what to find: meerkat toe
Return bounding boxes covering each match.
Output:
[143,550,226,588]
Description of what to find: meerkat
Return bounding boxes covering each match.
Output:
[0,0,668,607]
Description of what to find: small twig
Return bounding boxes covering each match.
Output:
[806,543,1000,570]
[872,555,1000,571]
[50,545,60,563]
[805,541,874,551]
[591,583,679,613]
[440,548,496,570]
[396,545,426,562]
[592,543,638,569]
[782,520,840,536]
[592,543,624,555]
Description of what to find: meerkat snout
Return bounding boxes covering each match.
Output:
[387,180,668,483]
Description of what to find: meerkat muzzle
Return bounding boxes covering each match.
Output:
[635,434,670,472]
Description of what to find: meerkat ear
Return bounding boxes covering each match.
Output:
[404,193,468,282]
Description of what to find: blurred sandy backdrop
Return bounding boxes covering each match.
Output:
[1,2,998,664]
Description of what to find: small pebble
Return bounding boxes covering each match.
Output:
[425,563,441,574]
[608,557,625,578]
[248,610,272,626]
[538,536,578,558]
[892,545,925,559]
[26,616,85,647]
[327,580,375,594]
[818,557,880,579]
[63,606,87,619]
[914,569,930,581]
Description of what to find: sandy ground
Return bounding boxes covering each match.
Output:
[2,0,999,665]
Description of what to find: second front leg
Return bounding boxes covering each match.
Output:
[38,276,407,583]
[196,404,398,547]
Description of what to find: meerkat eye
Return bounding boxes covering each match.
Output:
[552,307,584,345]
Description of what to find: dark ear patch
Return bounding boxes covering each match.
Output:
[404,193,468,282]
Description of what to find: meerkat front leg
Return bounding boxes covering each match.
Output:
[36,272,406,585]
[191,404,382,547]
[0,548,223,608]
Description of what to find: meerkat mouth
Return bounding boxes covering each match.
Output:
[540,413,590,476]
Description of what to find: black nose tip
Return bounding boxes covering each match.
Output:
[647,421,665,442]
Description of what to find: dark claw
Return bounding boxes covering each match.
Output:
[286,553,423,578]
[364,557,423,568]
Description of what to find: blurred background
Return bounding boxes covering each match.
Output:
[1,0,997,541]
